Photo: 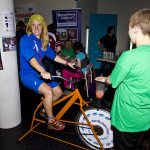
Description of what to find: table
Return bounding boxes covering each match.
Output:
[97,58,117,64]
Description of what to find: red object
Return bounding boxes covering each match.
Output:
[48,33,61,53]
[66,61,69,65]
[96,91,104,99]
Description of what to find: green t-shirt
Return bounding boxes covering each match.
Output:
[62,48,75,61]
[110,45,150,132]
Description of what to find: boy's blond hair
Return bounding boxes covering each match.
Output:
[129,9,150,36]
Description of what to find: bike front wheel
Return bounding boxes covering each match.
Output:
[75,106,113,149]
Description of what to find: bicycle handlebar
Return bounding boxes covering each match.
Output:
[51,75,82,84]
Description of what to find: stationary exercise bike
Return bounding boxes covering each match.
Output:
[18,66,113,150]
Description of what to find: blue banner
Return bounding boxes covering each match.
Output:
[52,9,81,45]
[89,14,118,69]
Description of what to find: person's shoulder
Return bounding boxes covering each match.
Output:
[76,52,83,57]
[48,32,58,39]
[120,49,137,60]
[20,34,28,42]
[55,34,60,39]
[21,34,30,40]
[62,48,67,51]
[20,34,34,46]
[79,51,85,55]
[112,35,117,39]
[48,32,54,36]
[70,48,74,51]
[100,34,107,40]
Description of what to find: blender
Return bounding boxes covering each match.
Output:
[95,79,107,99]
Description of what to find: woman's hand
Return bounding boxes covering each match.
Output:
[40,70,51,80]
[68,62,75,69]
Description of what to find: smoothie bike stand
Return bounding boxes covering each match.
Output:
[18,66,113,150]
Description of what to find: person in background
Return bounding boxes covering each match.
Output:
[16,20,26,68]
[61,39,75,62]
[98,26,117,75]
[95,9,150,150]
[42,23,61,75]
[19,14,74,131]
[62,42,88,89]
[47,23,61,54]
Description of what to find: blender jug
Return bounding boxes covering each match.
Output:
[96,80,107,99]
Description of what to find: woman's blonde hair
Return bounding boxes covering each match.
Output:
[26,14,48,51]
[64,39,73,50]
[129,8,150,36]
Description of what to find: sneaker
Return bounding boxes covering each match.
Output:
[39,109,47,119]
[47,118,65,131]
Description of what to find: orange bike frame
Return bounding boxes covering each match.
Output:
[18,88,105,150]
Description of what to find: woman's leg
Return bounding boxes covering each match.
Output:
[38,83,65,130]
[38,83,63,117]
[52,85,63,102]
[38,82,54,117]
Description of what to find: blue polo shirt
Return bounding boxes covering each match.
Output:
[20,34,56,76]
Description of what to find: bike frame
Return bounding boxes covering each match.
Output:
[18,88,105,150]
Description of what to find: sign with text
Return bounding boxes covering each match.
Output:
[2,11,15,36]
[56,10,77,27]
[52,9,81,45]
[15,3,36,25]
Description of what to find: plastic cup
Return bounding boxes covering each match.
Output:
[96,79,107,99]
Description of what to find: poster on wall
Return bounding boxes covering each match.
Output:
[2,37,16,52]
[52,9,81,47]
[0,48,3,70]
[15,3,36,25]
[2,11,16,36]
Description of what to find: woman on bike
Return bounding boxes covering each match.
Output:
[19,14,74,131]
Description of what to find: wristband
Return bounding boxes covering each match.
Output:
[66,61,69,65]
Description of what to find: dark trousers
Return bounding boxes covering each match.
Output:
[112,126,146,150]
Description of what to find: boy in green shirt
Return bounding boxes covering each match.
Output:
[95,9,150,150]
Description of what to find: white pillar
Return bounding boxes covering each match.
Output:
[85,25,89,56]
[0,0,21,128]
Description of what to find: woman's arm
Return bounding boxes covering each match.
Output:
[76,59,81,68]
[54,55,75,69]
[29,58,51,80]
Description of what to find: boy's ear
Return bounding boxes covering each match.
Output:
[133,26,139,33]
